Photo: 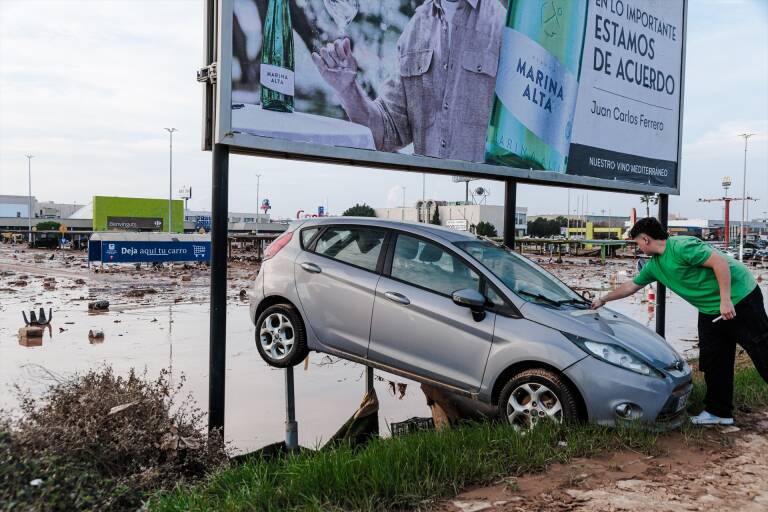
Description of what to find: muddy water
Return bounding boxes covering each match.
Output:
[2,246,766,453]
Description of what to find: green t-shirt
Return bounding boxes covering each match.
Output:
[633,236,757,315]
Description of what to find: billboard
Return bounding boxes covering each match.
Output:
[93,196,184,233]
[100,241,211,263]
[213,0,686,194]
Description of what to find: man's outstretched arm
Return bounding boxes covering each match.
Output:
[591,281,644,309]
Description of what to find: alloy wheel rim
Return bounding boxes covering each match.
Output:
[259,313,295,360]
[506,382,563,431]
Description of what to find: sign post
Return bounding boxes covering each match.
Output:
[208,143,229,434]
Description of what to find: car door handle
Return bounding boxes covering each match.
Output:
[384,291,410,305]
[300,262,322,273]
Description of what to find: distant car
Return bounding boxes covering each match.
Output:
[29,235,59,249]
[249,218,692,431]
[755,249,768,259]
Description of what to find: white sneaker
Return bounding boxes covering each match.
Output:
[690,411,734,425]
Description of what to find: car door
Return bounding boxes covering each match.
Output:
[368,233,496,392]
[294,225,388,357]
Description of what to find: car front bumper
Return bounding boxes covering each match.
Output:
[565,356,692,428]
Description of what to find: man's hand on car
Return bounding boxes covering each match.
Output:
[591,298,606,310]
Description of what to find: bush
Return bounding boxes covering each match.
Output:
[0,367,226,511]
[475,221,497,237]
[35,221,61,231]
[342,204,376,217]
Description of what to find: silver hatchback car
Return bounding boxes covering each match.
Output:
[250,218,692,429]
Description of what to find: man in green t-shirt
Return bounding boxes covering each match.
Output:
[591,217,768,425]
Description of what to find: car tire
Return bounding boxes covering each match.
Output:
[255,303,308,368]
[497,368,579,431]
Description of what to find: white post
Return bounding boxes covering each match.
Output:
[25,154,34,242]
[165,128,178,233]
[401,186,406,221]
[738,133,754,261]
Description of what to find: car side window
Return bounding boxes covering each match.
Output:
[391,234,480,296]
[313,227,386,272]
[300,227,320,249]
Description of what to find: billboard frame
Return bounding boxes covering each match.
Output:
[208,0,687,196]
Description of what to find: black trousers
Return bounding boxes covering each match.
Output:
[697,286,768,418]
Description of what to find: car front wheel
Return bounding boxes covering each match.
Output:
[498,368,579,431]
[255,304,308,368]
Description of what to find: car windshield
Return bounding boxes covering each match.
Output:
[455,240,588,308]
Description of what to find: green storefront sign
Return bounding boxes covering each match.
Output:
[93,196,184,233]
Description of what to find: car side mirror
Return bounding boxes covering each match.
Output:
[452,289,487,321]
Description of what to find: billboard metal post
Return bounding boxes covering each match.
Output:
[504,179,517,251]
[165,128,178,233]
[285,366,298,451]
[655,194,669,338]
[208,143,229,434]
[366,366,374,394]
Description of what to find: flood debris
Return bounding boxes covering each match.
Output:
[88,329,105,340]
[88,300,109,311]
[0,367,227,511]
[22,308,53,326]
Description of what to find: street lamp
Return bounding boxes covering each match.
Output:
[738,133,754,261]
[164,128,178,233]
[401,186,406,221]
[25,154,33,242]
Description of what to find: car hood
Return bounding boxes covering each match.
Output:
[521,303,683,370]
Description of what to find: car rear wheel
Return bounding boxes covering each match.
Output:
[498,368,579,432]
[255,304,308,368]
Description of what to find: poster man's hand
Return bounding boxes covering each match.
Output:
[312,38,358,94]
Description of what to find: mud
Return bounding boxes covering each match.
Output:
[439,411,768,512]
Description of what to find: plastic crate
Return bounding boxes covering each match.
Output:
[389,416,435,437]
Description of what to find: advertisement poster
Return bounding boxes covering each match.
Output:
[229,0,684,189]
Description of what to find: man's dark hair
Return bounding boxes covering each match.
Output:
[629,217,669,240]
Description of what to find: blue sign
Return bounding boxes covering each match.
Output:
[100,241,211,263]
[195,216,212,231]
[318,206,325,216]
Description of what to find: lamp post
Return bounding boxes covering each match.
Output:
[738,133,754,260]
[25,155,34,242]
[164,128,178,233]
[401,186,406,221]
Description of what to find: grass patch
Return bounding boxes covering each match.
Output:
[151,364,767,512]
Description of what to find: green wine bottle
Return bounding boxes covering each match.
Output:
[261,0,294,112]
[485,1,588,172]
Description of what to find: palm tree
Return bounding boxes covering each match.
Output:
[639,194,658,218]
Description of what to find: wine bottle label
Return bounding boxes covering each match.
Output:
[260,64,295,97]
[495,28,579,156]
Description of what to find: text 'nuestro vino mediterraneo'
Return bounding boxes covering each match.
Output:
[485,1,588,172]
[261,0,295,112]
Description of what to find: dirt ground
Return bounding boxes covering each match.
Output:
[437,410,768,512]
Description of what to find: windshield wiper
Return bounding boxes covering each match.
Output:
[517,290,562,306]
[557,298,592,308]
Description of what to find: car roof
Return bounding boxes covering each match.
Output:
[296,216,480,243]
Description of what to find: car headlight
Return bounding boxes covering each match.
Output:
[564,333,664,378]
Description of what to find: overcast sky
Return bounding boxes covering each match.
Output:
[1,0,766,221]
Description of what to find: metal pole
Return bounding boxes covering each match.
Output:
[465,181,469,203]
[285,366,298,451]
[738,133,754,260]
[208,143,229,434]
[503,179,517,251]
[165,128,178,233]
[25,155,33,242]
[655,194,669,338]
[366,366,374,394]
[255,174,261,237]
[401,186,406,220]
[566,189,571,239]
